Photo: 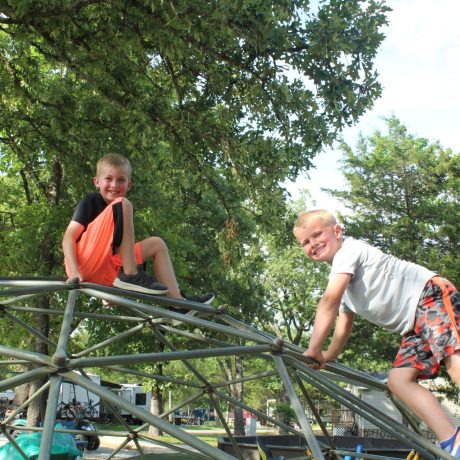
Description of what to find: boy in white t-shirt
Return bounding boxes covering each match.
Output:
[294,209,460,458]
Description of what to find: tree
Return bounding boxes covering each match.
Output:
[0,0,389,424]
[0,0,389,221]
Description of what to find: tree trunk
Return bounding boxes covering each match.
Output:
[27,296,50,427]
[149,361,164,436]
[232,355,245,436]
[276,384,291,434]
[148,384,163,436]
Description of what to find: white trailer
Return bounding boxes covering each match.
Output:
[58,373,101,419]
[117,384,151,421]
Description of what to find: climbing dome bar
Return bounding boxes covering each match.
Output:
[0,278,451,460]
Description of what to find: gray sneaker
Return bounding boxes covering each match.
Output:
[113,269,168,295]
[185,293,215,304]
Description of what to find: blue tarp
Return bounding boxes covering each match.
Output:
[0,425,81,460]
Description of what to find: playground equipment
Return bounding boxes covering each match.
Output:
[0,278,452,460]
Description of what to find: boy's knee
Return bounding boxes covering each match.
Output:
[387,371,397,392]
[387,367,419,393]
[145,236,168,252]
[154,236,167,250]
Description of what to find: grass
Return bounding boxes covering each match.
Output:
[95,423,227,447]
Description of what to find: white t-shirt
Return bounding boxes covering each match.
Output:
[331,238,435,335]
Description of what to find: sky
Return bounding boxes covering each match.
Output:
[288,0,460,214]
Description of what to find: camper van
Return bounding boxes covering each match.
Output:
[117,384,151,423]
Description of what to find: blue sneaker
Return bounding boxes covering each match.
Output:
[440,427,460,459]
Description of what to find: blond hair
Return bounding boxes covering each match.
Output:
[96,153,132,178]
[294,209,337,231]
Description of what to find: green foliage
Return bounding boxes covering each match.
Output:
[331,116,460,286]
[274,402,296,426]
[0,0,388,301]
[0,0,388,410]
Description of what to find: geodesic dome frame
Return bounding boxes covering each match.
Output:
[0,278,450,460]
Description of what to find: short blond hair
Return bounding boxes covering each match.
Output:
[294,209,337,231]
[96,153,132,178]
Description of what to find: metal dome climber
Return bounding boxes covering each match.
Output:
[0,278,450,460]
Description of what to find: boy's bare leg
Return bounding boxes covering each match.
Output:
[388,367,455,441]
[140,237,182,298]
[118,198,139,275]
[445,350,460,384]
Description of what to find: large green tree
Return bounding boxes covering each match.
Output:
[0,0,389,425]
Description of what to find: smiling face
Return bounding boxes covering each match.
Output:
[294,216,343,264]
[93,164,132,204]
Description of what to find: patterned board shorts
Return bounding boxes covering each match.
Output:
[393,276,460,379]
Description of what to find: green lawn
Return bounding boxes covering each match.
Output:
[95,423,226,447]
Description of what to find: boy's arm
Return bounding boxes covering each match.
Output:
[323,310,355,362]
[62,221,85,282]
[304,272,352,364]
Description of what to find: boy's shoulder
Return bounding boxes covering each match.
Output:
[76,192,105,207]
[72,192,107,225]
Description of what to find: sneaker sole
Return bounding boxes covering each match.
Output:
[172,309,200,326]
[204,294,215,304]
[113,278,168,295]
[188,294,215,304]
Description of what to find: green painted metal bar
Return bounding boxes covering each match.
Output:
[106,437,131,460]
[294,374,335,449]
[0,278,66,287]
[72,323,146,358]
[101,391,206,457]
[0,285,69,298]
[0,293,42,305]
[69,344,271,368]
[137,433,209,458]
[38,374,62,460]
[291,360,439,459]
[0,345,52,367]
[82,288,274,345]
[157,323,233,348]
[53,288,79,369]
[295,364,428,450]
[211,369,279,389]
[267,340,388,392]
[105,365,204,389]
[0,359,29,365]
[213,389,305,438]
[272,355,325,460]
[150,327,212,385]
[0,366,53,391]
[82,283,219,314]
[63,370,238,460]
[1,304,144,322]
[160,390,205,419]
[208,391,244,460]
[2,380,50,425]
[1,311,56,348]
